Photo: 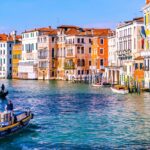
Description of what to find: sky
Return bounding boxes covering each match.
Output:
[0,0,145,33]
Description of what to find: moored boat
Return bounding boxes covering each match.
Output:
[0,109,33,138]
[102,82,112,87]
[92,83,102,87]
[111,85,129,94]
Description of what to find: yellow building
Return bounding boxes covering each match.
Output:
[12,44,22,79]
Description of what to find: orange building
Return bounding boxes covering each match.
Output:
[56,26,112,80]
[91,29,112,75]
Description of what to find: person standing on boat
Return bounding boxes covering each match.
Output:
[7,100,14,111]
[1,84,5,93]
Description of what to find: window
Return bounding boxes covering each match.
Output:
[87,70,89,74]
[52,37,55,43]
[82,70,84,75]
[81,47,84,54]
[135,63,138,70]
[100,59,104,66]
[78,70,80,75]
[77,47,80,53]
[77,38,80,43]
[100,48,103,54]
[89,61,91,66]
[89,39,92,43]
[100,39,104,45]
[81,59,85,66]
[81,38,84,43]
[89,48,91,53]
[52,48,55,58]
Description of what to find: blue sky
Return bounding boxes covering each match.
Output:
[0,0,144,33]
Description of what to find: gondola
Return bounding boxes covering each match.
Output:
[0,109,34,138]
[0,91,8,98]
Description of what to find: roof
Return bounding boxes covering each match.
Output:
[134,56,144,61]
[40,29,57,36]
[57,25,112,37]
[0,34,21,42]
[118,17,144,28]
[146,0,150,4]
[22,27,53,33]
[125,17,144,24]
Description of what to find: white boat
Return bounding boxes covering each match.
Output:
[111,87,129,94]
[92,83,102,87]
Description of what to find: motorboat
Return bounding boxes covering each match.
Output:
[111,86,129,94]
[0,109,33,138]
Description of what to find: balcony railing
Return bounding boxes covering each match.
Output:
[64,63,75,70]
[38,56,48,59]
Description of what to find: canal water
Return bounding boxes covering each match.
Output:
[0,80,150,150]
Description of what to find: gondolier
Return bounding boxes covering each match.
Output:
[0,84,8,98]
[1,84,5,93]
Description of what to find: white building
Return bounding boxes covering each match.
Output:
[141,1,150,88]
[105,34,121,84]
[116,17,144,85]
[0,32,20,79]
[105,17,144,85]
[18,27,52,79]
[108,34,117,66]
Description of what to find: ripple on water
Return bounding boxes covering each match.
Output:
[0,80,150,149]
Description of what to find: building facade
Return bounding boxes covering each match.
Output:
[38,30,57,80]
[91,29,111,80]
[18,27,53,79]
[57,26,93,80]
[12,44,22,79]
[141,0,150,88]
[0,31,20,79]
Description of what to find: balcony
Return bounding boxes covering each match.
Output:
[144,66,150,71]
[38,55,48,59]
[64,62,75,70]
[66,53,74,57]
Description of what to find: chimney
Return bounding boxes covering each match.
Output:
[10,30,17,44]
